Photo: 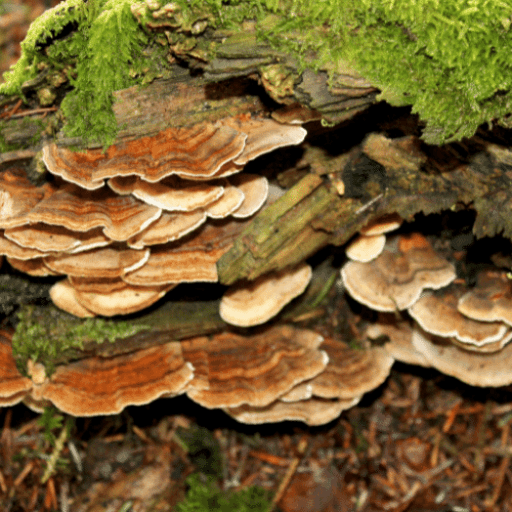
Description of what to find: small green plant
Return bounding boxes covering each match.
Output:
[176,473,270,512]
[37,407,74,483]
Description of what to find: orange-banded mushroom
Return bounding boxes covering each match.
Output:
[0,329,32,407]
[278,336,394,401]
[341,233,456,311]
[5,224,111,253]
[123,218,244,286]
[0,169,46,229]
[24,185,162,242]
[42,117,306,189]
[0,329,194,416]
[219,263,313,327]
[182,325,328,409]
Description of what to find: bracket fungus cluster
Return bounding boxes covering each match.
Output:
[0,325,393,425]
[344,225,512,388]
[0,116,308,319]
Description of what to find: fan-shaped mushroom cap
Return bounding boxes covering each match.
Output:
[229,118,307,166]
[0,329,32,405]
[219,263,312,327]
[408,285,509,347]
[45,247,150,278]
[42,123,247,189]
[127,210,207,249]
[229,174,269,218]
[0,169,46,228]
[366,315,430,367]
[39,344,194,416]
[24,185,162,242]
[457,270,512,326]
[281,337,394,401]
[341,233,456,311]
[123,219,244,285]
[360,213,403,236]
[204,183,244,218]
[50,279,95,318]
[7,257,59,277]
[0,233,49,260]
[225,397,361,426]
[412,326,512,387]
[72,281,175,317]
[108,175,225,212]
[183,325,328,409]
[345,234,386,262]
[5,224,111,253]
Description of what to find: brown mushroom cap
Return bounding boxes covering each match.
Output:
[457,270,512,326]
[108,175,225,212]
[359,213,403,236]
[408,285,509,347]
[284,337,394,400]
[50,279,95,318]
[229,119,307,166]
[341,233,456,311]
[0,233,49,260]
[0,169,46,229]
[44,246,150,279]
[5,224,111,253]
[24,185,162,242]
[366,315,431,367]
[72,281,175,317]
[0,329,32,403]
[42,123,247,189]
[229,174,269,218]
[219,263,312,327]
[204,184,244,218]
[123,218,244,286]
[127,210,207,249]
[225,397,361,426]
[345,234,386,263]
[183,325,328,409]
[8,257,59,277]
[39,344,194,416]
[412,326,512,387]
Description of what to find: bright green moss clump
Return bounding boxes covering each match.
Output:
[256,0,512,144]
[12,305,149,374]
[2,0,512,146]
[0,0,156,147]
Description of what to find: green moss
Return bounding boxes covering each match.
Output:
[3,0,511,146]
[12,305,149,374]
[176,473,270,512]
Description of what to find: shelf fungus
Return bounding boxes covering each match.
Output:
[408,284,512,350]
[219,263,313,327]
[411,326,512,387]
[457,270,512,326]
[345,213,403,263]
[341,232,456,311]
[0,115,306,318]
[0,325,392,424]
